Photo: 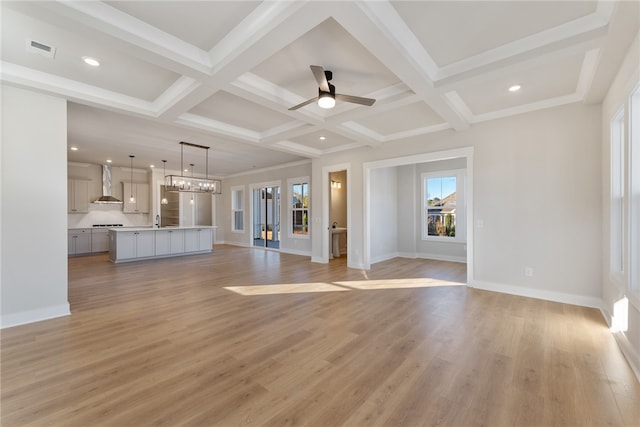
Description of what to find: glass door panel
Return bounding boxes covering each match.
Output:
[253,186,280,249]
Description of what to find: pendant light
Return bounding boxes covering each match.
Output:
[165,141,221,194]
[189,164,195,205]
[161,160,168,205]
[129,155,135,203]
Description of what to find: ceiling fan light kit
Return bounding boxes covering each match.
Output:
[318,92,335,109]
[289,65,375,111]
[164,141,221,194]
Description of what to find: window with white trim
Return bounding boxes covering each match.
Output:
[421,170,466,241]
[289,177,309,238]
[231,186,244,232]
[629,85,640,294]
[610,108,625,281]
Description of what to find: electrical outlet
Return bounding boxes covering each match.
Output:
[525,267,533,277]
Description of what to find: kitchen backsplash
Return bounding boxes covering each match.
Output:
[68,203,150,228]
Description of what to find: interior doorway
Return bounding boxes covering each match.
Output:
[322,163,351,266]
[252,186,280,249]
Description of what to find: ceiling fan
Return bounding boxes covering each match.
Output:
[288,65,376,111]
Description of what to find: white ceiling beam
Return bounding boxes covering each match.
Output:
[335,1,470,131]
[157,2,332,121]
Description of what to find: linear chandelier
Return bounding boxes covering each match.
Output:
[164,141,221,194]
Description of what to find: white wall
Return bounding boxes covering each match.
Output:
[67,162,151,228]
[601,31,640,378]
[394,158,467,263]
[218,161,312,256]
[1,85,70,327]
[312,101,602,307]
[370,167,398,263]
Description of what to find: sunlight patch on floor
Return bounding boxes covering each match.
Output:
[224,282,349,296]
[334,277,466,290]
[225,278,464,296]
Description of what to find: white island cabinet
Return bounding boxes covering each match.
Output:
[184,228,212,252]
[155,229,185,255]
[109,226,215,263]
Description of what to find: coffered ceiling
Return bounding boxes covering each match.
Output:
[1,1,638,176]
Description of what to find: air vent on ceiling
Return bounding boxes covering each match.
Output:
[26,39,56,59]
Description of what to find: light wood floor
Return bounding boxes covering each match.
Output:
[1,245,638,426]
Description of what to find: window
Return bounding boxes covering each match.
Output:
[422,170,465,241]
[610,83,640,301]
[610,108,625,280]
[231,186,244,232]
[630,85,640,294]
[289,178,309,238]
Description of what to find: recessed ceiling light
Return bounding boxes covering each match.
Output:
[149,164,155,168]
[509,85,521,92]
[184,169,189,172]
[69,146,78,151]
[106,159,112,163]
[319,136,326,141]
[82,56,100,67]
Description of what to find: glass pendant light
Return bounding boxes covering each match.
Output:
[129,155,135,203]
[189,164,195,204]
[161,160,168,205]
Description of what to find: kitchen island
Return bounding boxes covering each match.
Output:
[108,226,216,263]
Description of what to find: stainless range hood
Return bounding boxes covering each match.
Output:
[92,165,123,204]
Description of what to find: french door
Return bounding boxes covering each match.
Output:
[253,186,280,249]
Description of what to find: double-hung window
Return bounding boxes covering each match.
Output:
[289,178,309,238]
[231,186,244,232]
[421,170,465,241]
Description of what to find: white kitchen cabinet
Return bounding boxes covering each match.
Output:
[184,228,212,252]
[68,228,91,255]
[155,229,185,255]
[122,183,149,213]
[91,229,109,252]
[68,180,90,213]
[111,230,154,260]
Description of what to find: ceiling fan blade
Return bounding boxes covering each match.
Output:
[289,96,318,111]
[335,93,376,106]
[310,65,330,92]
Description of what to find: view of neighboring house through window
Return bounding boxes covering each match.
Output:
[290,178,309,237]
[422,170,465,241]
[231,186,244,231]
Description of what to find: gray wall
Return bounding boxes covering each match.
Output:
[2,85,70,327]
[218,161,312,256]
[312,101,603,306]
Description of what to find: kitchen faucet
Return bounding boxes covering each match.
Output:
[156,214,160,228]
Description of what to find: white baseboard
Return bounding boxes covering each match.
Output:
[469,279,603,309]
[280,248,312,257]
[371,252,399,264]
[397,252,466,263]
[600,306,640,383]
[1,303,70,329]
[348,261,366,269]
[613,330,640,383]
[311,256,327,264]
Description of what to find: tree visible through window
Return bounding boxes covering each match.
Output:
[426,176,457,238]
[291,181,309,236]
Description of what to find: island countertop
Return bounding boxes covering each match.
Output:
[108,225,218,232]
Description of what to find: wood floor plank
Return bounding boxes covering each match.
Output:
[1,246,637,426]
